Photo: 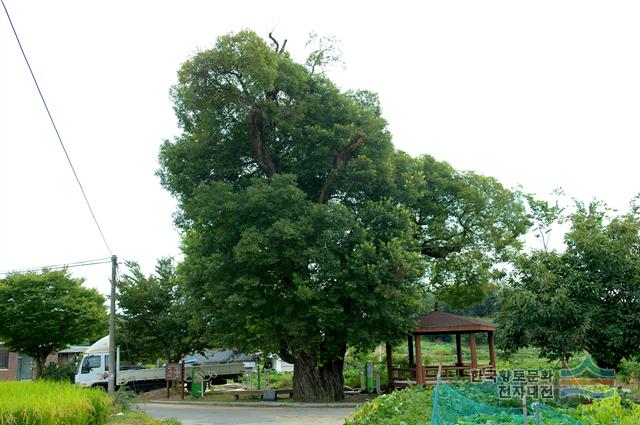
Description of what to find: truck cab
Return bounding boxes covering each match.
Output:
[75,336,112,389]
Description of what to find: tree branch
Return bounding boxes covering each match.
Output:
[421,241,464,258]
[268,32,279,52]
[268,32,287,54]
[248,110,276,178]
[317,131,366,203]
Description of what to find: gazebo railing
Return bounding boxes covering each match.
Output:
[390,363,496,387]
[390,367,416,387]
[423,364,495,381]
[425,365,468,380]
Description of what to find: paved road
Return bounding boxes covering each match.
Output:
[139,403,354,425]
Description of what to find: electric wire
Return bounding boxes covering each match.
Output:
[1,0,113,255]
[0,257,112,275]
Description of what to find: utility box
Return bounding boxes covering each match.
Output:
[365,361,374,393]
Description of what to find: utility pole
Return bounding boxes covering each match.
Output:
[108,255,117,395]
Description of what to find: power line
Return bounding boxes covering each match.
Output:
[0,257,113,275]
[1,0,113,255]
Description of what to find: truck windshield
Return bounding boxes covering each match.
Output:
[81,355,101,374]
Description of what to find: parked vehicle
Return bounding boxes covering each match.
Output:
[74,336,245,392]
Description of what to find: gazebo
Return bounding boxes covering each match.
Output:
[385,309,497,388]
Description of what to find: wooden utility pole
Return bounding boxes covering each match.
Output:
[108,255,117,395]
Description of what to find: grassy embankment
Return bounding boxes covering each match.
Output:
[0,380,110,425]
[0,380,179,425]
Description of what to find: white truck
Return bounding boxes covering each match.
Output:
[74,336,245,391]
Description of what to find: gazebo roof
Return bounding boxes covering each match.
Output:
[413,310,496,334]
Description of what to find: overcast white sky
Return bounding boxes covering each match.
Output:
[1,1,638,295]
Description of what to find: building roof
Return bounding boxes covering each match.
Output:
[58,345,91,354]
[413,310,496,334]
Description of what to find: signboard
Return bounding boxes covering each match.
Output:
[165,363,184,381]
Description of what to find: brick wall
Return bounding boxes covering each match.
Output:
[0,350,18,381]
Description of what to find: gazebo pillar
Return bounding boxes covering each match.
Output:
[407,334,415,378]
[414,333,424,385]
[455,333,463,377]
[469,332,478,370]
[385,342,394,391]
[488,331,496,367]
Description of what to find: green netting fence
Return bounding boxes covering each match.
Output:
[430,379,582,424]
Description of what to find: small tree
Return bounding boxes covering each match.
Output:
[496,250,589,363]
[118,258,206,364]
[497,199,640,369]
[0,269,107,378]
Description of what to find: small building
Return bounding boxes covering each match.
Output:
[0,344,18,381]
[0,343,32,381]
[44,345,90,366]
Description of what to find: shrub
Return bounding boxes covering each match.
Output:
[42,362,77,383]
[573,394,640,425]
[619,359,640,388]
[113,386,137,411]
[0,380,111,425]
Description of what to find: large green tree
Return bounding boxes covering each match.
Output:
[159,30,529,400]
[497,199,640,369]
[118,258,207,364]
[0,269,107,378]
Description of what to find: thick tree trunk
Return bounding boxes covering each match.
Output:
[34,355,45,380]
[292,352,345,402]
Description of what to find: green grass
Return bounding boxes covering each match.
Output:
[266,371,293,389]
[0,380,111,425]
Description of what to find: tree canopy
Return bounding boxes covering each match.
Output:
[0,269,107,378]
[158,30,529,400]
[393,154,529,309]
[497,199,640,369]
